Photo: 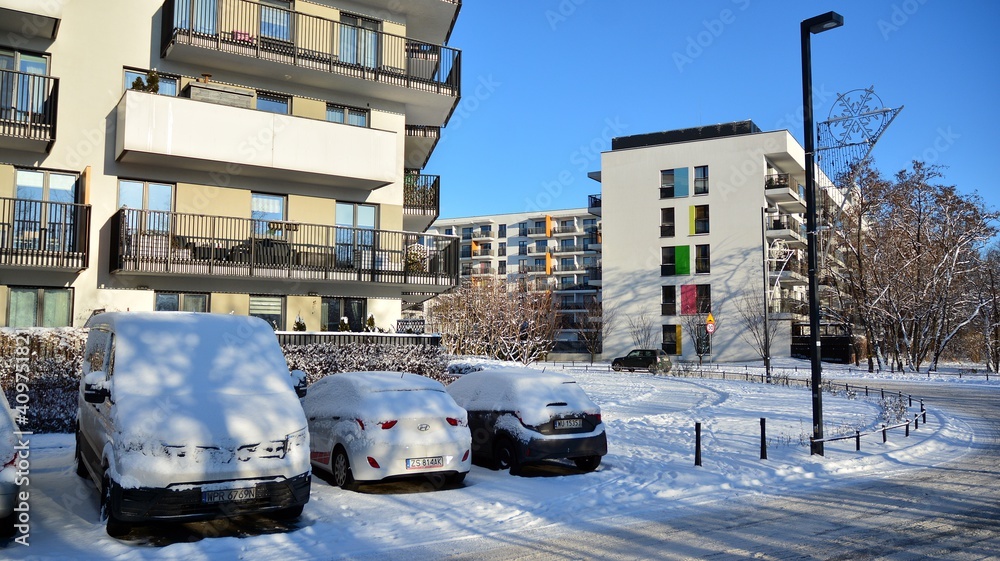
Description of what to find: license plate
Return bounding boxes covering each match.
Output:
[555,418,583,429]
[202,486,257,504]
[406,456,444,470]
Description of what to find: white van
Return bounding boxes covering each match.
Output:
[75,312,310,536]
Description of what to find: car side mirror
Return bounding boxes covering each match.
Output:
[83,371,111,404]
[291,369,308,398]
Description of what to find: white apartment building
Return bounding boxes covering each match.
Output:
[430,207,602,354]
[0,0,462,330]
[596,120,840,363]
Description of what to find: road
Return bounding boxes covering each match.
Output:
[419,381,1000,560]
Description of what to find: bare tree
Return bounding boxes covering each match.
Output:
[625,306,657,349]
[576,297,618,363]
[681,312,717,366]
[734,289,779,377]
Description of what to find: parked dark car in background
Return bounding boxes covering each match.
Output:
[611,349,671,373]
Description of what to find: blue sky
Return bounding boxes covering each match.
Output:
[431,0,1000,220]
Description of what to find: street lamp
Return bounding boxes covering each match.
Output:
[801,11,843,456]
[760,206,778,383]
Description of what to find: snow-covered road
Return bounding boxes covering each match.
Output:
[2,367,983,560]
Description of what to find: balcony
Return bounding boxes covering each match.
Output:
[764,173,807,214]
[115,90,396,189]
[552,244,585,254]
[109,208,458,295]
[588,194,601,216]
[520,264,554,275]
[467,267,495,277]
[0,1,62,40]
[160,0,461,125]
[585,266,602,286]
[472,229,494,241]
[0,69,58,153]
[471,248,494,259]
[768,297,808,319]
[526,227,549,238]
[527,245,551,256]
[551,225,581,236]
[765,215,806,248]
[0,197,90,271]
[769,256,808,286]
[403,173,440,233]
[347,0,462,45]
[405,125,440,169]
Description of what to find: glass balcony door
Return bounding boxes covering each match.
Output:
[340,14,379,68]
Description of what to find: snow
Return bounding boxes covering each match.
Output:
[3,358,988,559]
[303,372,465,423]
[446,367,600,426]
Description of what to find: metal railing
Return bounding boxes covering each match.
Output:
[277,331,441,346]
[764,173,791,189]
[403,174,440,217]
[552,244,585,253]
[588,194,601,209]
[0,197,90,269]
[109,208,458,286]
[161,0,461,96]
[0,69,59,144]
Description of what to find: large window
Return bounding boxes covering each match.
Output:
[498,262,507,275]
[660,208,675,237]
[118,179,173,232]
[8,287,72,327]
[251,193,286,236]
[0,49,50,122]
[335,202,377,267]
[260,0,292,41]
[340,13,379,68]
[518,241,527,255]
[256,91,289,114]
[560,257,574,271]
[535,240,547,253]
[326,103,369,127]
[155,292,208,312]
[681,284,712,314]
[695,244,710,274]
[662,325,681,355]
[174,0,218,35]
[693,204,710,235]
[249,295,284,330]
[661,286,676,316]
[498,224,507,238]
[694,165,709,195]
[14,169,79,251]
[660,168,689,199]
[661,246,690,276]
[124,68,178,96]
[322,297,366,331]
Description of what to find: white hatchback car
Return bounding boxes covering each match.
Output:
[303,372,472,490]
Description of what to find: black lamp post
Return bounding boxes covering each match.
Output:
[801,11,843,456]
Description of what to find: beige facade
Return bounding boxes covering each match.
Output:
[0,0,460,331]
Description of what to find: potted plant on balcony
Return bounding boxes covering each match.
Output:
[130,70,160,93]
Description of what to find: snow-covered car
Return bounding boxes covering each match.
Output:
[75,312,311,537]
[446,368,607,475]
[303,372,471,490]
[0,388,22,539]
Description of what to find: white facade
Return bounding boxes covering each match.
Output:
[597,121,830,363]
[0,0,461,331]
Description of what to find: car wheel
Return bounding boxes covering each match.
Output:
[494,437,520,476]
[75,431,89,478]
[100,475,129,538]
[647,364,657,374]
[611,363,622,372]
[573,455,602,472]
[331,447,357,491]
[271,504,304,520]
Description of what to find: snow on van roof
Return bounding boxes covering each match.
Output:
[446,368,599,426]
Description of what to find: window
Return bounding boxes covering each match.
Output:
[251,193,286,236]
[260,0,292,42]
[326,103,369,127]
[321,297,366,331]
[249,295,284,330]
[560,257,574,271]
[0,49,50,123]
[83,326,111,375]
[560,295,575,308]
[335,202,377,267]
[561,219,574,230]
[535,240,547,253]
[660,169,674,199]
[561,238,574,250]
[561,276,573,289]
[498,262,506,275]
[461,227,472,240]
[460,245,471,259]
[518,223,528,237]
[660,168,689,198]
[681,284,712,314]
[661,286,676,316]
[498,242,507,257]
[583,218,597,228]
[694,165,709,195]
[155,292,209,312]
[444,227,453,236]
[8,287,72,327]
[518,241,527,255]
[14,169,79,252]
[256,91,289,114]
[693,205,710,234]
[660,208,675,237]
[534,220,545,229]
[662,325,681,355]
[174,0,218,35]
[661,246,690,276]
[340,13,379,68]
[498,224,507,238]
[695,244,710,274]
[124,69,178,96]
[118,179,173,232]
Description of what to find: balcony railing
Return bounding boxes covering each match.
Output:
[552,244,585,254]
[0,197,90,270]
[403,174,440,217]
[161,0,461,96]
[585,266,601,281]
[472,229,494,240]
[0,69,59,149]
[110,208,458,289]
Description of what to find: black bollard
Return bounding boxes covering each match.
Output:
[760,418,767,460]
[856,430,861,451]
[695,422,702,467]
[882,424,887,443]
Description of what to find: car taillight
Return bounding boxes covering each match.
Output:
[446,417,465,427]
[379,420,397,430]
[356,419,366,430]
[591,413,602,423]
[462,450,470,462]
[367,457,380,468]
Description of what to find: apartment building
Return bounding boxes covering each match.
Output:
[430,207,602,354]
[0,0,461,331]
[595,120,840,362]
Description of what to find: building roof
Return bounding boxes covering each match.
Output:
[611,120,763,151]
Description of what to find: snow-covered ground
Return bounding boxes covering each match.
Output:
[4,358,992,560]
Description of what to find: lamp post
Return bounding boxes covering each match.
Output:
[760,207,775,383]
[801,11,843,456]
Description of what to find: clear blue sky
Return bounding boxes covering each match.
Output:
[431,0,1000,220]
